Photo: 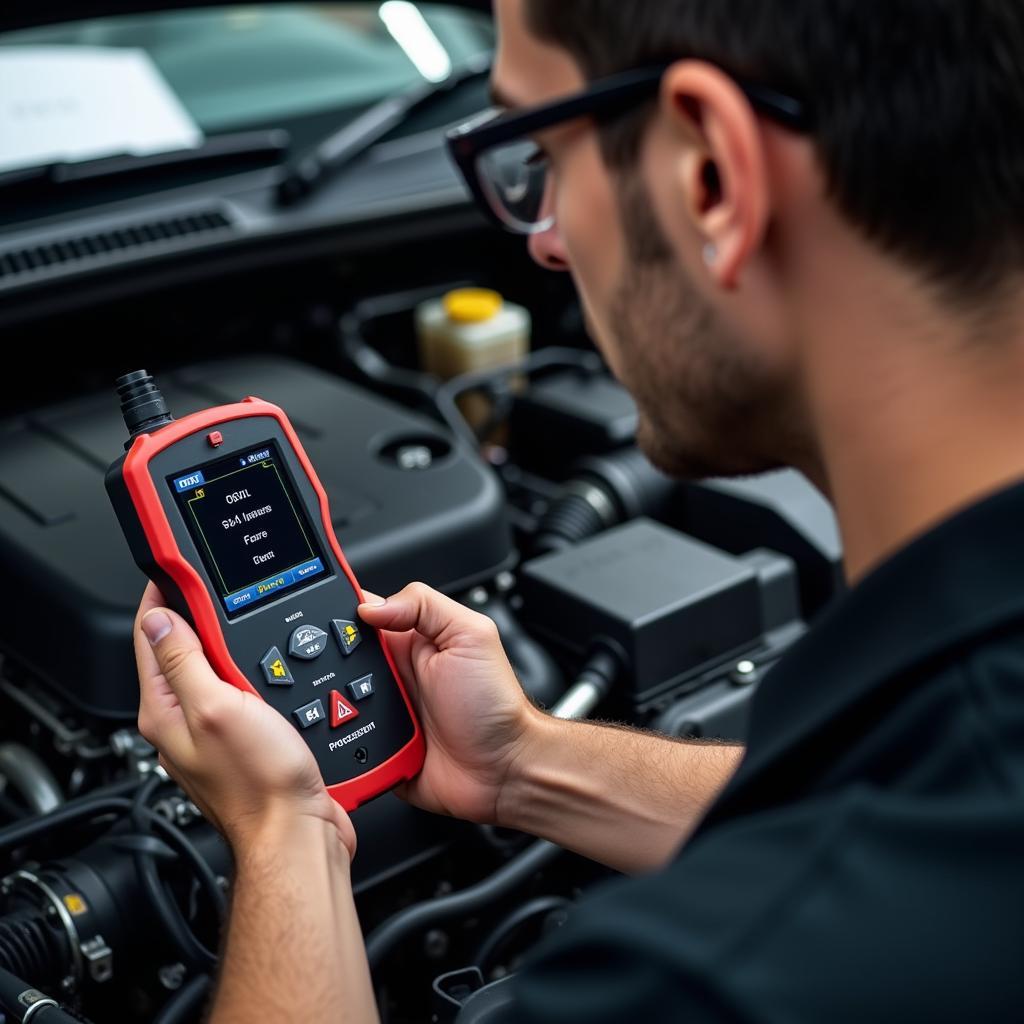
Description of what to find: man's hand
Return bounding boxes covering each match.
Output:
[134,582,355,857]
[362,582,743,873]
[358,583,542,826]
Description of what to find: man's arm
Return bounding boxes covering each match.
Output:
[134,586,377,1024]
[214,814,375,1024]
[501,717,743,874]
[359,585,744,875]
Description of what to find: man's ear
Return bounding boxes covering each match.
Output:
[659,61,771,290]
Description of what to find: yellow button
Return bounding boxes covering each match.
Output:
[443,288,503,324]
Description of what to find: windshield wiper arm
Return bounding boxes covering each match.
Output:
[0,129,290,198]
[276,53,491,208]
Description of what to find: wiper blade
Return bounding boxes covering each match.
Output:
[0,129,290,198]
[276,53,491,208]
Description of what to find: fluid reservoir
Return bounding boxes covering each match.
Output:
[416,288,531,429]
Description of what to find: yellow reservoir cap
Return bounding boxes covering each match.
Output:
[444,288,504,324]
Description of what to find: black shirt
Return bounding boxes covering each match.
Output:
[511,479,1024,1022]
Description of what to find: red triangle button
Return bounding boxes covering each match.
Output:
[329,690,360,729]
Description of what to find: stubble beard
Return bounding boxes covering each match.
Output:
[607,166,791,481]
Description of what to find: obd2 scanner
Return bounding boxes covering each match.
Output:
[105,371,424,810]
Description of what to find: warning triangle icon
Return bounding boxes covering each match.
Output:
[330,690,360,728]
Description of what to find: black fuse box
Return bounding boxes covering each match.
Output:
[519,518,803,711]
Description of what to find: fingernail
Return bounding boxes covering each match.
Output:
[359,593,387,608]
[142,610,172,645]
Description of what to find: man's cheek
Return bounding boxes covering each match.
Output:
[573,283,624,380]
[562,233,608,327]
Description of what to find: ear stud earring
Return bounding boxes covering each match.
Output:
[703,243,718,267]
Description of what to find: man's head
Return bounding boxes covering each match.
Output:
[488,0,1024,482]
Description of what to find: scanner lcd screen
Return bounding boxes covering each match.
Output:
[169,439,330,618]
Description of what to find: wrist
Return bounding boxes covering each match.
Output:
[496,708,566,830]
[230,800,353,869]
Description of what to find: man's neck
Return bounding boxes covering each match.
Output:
[796,250,1024,585]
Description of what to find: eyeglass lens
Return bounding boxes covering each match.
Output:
[476,139,554,233]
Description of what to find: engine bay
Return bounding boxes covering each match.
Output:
[0,255,841,1024]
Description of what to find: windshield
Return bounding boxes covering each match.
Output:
[0,3,494,137]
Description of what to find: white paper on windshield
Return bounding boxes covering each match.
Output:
[0,46,203,175]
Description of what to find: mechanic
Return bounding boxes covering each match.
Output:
[132,0,1024,1020]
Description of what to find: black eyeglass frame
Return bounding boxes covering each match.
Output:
[445,62,811,234]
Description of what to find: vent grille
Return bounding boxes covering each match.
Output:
[0,209,234,283]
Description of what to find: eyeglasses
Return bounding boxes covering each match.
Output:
[445,63,811,235]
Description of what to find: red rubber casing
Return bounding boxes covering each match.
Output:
[120,397,425,811]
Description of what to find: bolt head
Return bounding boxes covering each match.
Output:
[158,963,187,991]
[495,572,516,593]
[731,660,758,686]
[423,929,449,959]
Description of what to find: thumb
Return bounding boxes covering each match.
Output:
[140,607,225,712]
[358,582,499,650]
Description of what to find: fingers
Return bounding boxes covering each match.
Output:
[137,604,231,736]
[358,582,499,651]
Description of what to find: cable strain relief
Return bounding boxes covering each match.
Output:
[116,370,174,442]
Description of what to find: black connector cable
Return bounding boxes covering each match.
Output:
[115,371,173,445]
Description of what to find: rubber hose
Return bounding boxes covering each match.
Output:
[473,896,572,973]
[365,841,560,971]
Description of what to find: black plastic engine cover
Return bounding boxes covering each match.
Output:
[0,356,512,719]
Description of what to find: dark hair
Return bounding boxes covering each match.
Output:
[525,0,1024,307]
